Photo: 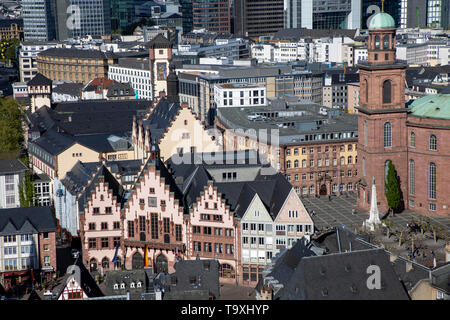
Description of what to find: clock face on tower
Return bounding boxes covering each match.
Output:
[157,63,167,81]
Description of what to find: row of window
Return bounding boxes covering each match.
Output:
[192,241,234,255]
[2,234,37,243]
[409,161,436,201]
[286,144,353,155]
[294,183,355,195]
[88,221,120,231]
[192,226,234,237]
[287,169,355,181]
[286,156,355,168]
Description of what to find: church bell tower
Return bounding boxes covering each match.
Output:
[356,9,408,213]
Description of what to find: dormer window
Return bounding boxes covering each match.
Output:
[137,282,142,288]
[113,283,118,290]
[130,282,135,288]
[120,283,125,289]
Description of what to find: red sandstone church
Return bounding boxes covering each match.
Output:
[356,11,450,217]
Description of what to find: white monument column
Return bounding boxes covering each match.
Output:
[363,177,383,231]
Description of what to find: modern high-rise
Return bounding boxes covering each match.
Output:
[60,0,111,39]
[180,0,194,33]
[400,0,449,29]
[234,0,284,37]
[110,0,148,31]
[22,0,111,41]
[284,0,361,30]
[192,0,231,34]
[22,0,57,41]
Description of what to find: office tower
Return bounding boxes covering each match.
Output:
[22,0,57,41]
[234,0,284,37]
[110,0,148,31]
[180,0,194,34]
[400,0,449,29]
[193,0,231,34]
[285,0,361,30]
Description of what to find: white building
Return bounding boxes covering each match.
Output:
[0,160,28,209]
[214,83,267,108]
[250,43,273,63]
[12,82,28,99]
[109,59,151,100]
[19,42,58,83]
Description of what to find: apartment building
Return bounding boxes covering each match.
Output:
[19,41,58,82]
[215,97,359,197]
[0,207,57,289]
[178,64,323,123]
[108,58,152,100]
[214,83,267,108]
[0,160,28,209]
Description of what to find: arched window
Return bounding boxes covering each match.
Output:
[363,158,366,176]
[382,80,392,104]
[409,160,415,195]
[286,160,291,169]
[383,35,390,50]
[294,160,299,168]
[309,185,315,194]
[130,282,135,288]
[364,79,369,103]
[102,257,109,270]
[385,160,390,183]
[375,35,380,49]
[347,156,352,164]
[364,120,368,146]
[410,132,415,147]
[340,156,345,165]
[384,122,392,147]
[429,134,437,151]
[428,163,436,200]
[302,159,306,168]
[90,258,97,272]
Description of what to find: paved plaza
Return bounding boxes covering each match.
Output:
[301,193,450,233]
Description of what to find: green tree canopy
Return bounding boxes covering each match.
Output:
[385,160,401,213]
[0,98,23,159]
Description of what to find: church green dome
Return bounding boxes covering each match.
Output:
[369,12,396,29]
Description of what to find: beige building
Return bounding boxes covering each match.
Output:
[133,99,221,164]
[37,48,117,84]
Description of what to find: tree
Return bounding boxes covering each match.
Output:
[0,98,24,158]
[384,218,396,239]
[385,160,401,215]
[19,171,35,207]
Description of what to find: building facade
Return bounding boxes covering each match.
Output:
[36,48,118,84]
[234,0,284,37]
[0,160,28,209]
[108,58,152,100]
[192,0,231,34]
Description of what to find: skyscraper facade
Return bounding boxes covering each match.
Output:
[284,0,361,30]
[22,0,57,41]
[192,0,231,34]
[234,0,284,37]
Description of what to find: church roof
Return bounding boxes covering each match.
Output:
[369,12,396,30]
[408,94,450,120]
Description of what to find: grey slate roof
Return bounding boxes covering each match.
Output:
[27,73,52,87]
[53,257,104,299]
[39,47,116,60]
[52,82,83,98]
[61,161,101,195]
[0,159,28,175]
[141,98,181,141]
[145,34,173,49]
[77,164,125,213]
[46,100,151,135]
[0,207,57,236]
[103,269,150,299]
[214,172,293,219]
[162,259,220,300]
[117,58,149,70]
[279,249,410,300]
[31,127,76,156]
[106,82,135,97]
